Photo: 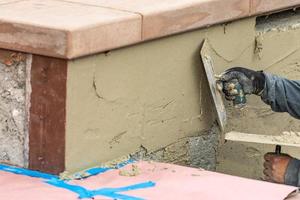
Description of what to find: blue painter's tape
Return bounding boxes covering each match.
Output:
[46,180,155,199]
[95,192,144,200]
[114,159,135,169]
[83,159,135,178]
[0,161,155,200]
[85,167,110,176]
[105,181,156,193]
[92,181,156,200]
[45,179,94,199]
[0,164,58,180]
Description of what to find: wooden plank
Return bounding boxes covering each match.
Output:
[28,55,67,174]
[225,131,300,147]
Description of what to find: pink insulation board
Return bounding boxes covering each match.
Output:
[0,161,298,200]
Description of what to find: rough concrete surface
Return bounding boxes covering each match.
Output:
[0,53,27,167]
[256,9,300,33]
[188,125,220,171]
[131,124,220,171]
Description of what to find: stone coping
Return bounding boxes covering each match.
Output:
[0,0,299,59]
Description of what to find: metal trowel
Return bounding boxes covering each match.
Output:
[200,39,300,153]
[200,39,227,133]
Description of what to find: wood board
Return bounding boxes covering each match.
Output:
[225,131,300,147]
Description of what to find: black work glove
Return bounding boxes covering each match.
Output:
[219,67,265,100]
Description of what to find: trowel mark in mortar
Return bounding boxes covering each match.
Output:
[263,48,300,70]
[83,128,101,138]
[256,108,276,118]
[205,38,253,62]
[92,74,103,99]
[126,112,140,119]
[92,73,121,104]
[146,116,177,126]
[109,131,127,145]
[182,115,202,124]
[275,61,300,79]
[245,147,261,158]
[149,100,175,112]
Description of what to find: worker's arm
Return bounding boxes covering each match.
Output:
[261,73,300,119]
[285,158,300,186]
[220,67,300,119]
[221,67,300,186]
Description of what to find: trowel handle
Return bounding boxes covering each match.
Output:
[275,145,281,155]
[232,81,246,107]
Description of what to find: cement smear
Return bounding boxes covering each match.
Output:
[119,164,140,177]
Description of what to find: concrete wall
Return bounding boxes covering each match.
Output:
[66,10,300,176]
[0,8,298,177]
[66,27,217,172]
[0,52,29,167]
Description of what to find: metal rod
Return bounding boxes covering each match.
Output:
[275,145,281,154]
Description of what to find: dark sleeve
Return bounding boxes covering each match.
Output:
[285,158,300,187]
[261,73,300,119]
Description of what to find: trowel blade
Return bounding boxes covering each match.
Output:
[200,39,227,132]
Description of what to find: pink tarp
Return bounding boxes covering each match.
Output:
[0,161,299,200]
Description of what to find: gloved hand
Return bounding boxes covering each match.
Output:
[219,67,265,101]
[263,153,292,184]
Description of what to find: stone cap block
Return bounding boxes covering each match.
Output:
[68,0,250,40]
[0,0,299,58]
[251,0,300,15]
[0,0,142,58]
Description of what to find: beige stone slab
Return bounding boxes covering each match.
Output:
[66,0,250,40]
[251,0,300,15]
[0,0,141,58]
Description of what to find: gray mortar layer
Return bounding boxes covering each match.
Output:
[0,60,27,167]
[131,124,220,171]
[256,9,300,33]
[188,126,219,171]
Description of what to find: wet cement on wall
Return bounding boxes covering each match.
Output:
[0,52,28,167]
[65,9,300,176]
[66,20,222,172]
